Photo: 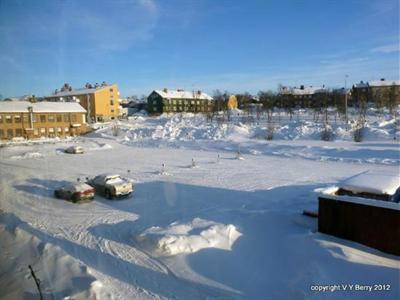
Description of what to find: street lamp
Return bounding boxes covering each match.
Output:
[345,75,349,130]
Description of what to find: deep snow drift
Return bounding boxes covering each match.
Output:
[0,111,399,300]
[137,218,242,256]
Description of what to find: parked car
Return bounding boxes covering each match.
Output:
[87,174,133,199]
[65,146,84,154]
[54,183,95,203]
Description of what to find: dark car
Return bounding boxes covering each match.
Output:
[54,183,95,203]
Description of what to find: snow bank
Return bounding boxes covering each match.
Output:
[137,218,242,256]
[10,152,44,160]
[94,111,399,144]
[0,213,111,300]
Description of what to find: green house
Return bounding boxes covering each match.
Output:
[147,89,214,114]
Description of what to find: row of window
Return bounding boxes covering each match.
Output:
[0,114,78,124]
[157,106,212,112]
[0,127,72,138]
[159,100,209,105]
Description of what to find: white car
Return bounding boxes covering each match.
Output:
[87,174,133,199]
[65,146,84,154]
[54,183,95,203]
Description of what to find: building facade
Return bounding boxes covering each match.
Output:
[279,85,330,108]
[43,84,120,122]
[0,101,88,140]
[352,79,400,108]
[147,89,214,114]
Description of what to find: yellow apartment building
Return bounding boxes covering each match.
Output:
[0,101,88,140]
[44,84,120,122]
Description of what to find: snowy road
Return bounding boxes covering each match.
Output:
[0,132,399,299]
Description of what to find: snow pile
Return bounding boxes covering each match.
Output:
[10,152,44,160]
[94,111,399,144]
[88,142,112,151]
[137,218,242,256]
[0,212,111,300]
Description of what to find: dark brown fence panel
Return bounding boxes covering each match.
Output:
[318,197,400,256]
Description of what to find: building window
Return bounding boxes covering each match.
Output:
[32,115,37,123]
[64,127,69,132]
[23,115,29,123]
[0,115,2,123]
[64,114,70,122]
[40,115,46,123]
[48,115,55,122]
[14,116,21,123]
[56,115,62,122]
[57,127,62,133]
[110,100,114,105]
[34,129,38,136]
[6,116,12,123]
[48,128,54,133]
[153,100,157,105]
[71,115,77,122]
[111,109,114,113]
[40,128,46,134]
[7,129,13,138]
[0,129,3,138]
[110,88,114,92]
[15,128,23,137]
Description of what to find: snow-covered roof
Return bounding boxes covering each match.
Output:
[368,80,400,87]
[0,101,86,113]
[353,81,369,88]
[280,86,328,95]
[340,171,400,196]
[332,88,351,94]
[48,85,114,97]
[292,87,327,95]
[153,89,213,100]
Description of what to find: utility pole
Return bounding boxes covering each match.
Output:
[345,74,349,130]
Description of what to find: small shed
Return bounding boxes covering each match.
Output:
[318,171,400,255]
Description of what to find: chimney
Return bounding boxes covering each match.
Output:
[300,85,304,90]
[163,88,168,93]
[380,78,385,81]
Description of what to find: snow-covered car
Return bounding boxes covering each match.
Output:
[87,174,133,199]
[332,171,400,202]
[54,183,95,203]
[65,146,84,154]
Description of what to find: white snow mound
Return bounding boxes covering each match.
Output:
[10,152,44,160]
[138,218,242,256]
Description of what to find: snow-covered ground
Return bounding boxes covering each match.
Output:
[0,112,399,299]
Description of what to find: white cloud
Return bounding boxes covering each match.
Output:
[371,43,399,54]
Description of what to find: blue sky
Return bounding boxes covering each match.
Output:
[0,0,398,97]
